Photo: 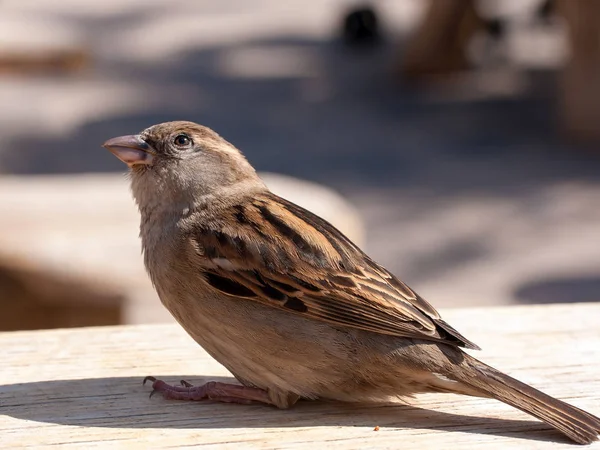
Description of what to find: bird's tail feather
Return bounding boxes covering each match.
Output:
[452,353,600,445]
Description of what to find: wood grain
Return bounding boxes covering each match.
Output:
[1,303,599,449]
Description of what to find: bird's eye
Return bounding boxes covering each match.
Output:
[174,134,191,147]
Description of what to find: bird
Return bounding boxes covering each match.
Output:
[103,121,600,444]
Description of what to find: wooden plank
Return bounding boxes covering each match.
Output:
[0,255,124,331]
[1,303,599,448]
[0,50,89,74]
[399,0,484,80]
[558,0,600,143]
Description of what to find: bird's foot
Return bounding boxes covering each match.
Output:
[143,376,272,405]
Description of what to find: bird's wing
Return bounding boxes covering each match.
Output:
[188,192,480,350]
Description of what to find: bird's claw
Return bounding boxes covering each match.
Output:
[141,376,271,404]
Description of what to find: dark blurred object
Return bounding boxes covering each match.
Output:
[0,50,90,75]
[400,0,484,80]
[558,0,600,144]
[342,5,381,47]
[0,257,123,331]
[484,18,505,41]
[537,0,556,21]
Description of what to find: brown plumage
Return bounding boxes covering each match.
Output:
[104,121,600,444]
[190,192,479,350]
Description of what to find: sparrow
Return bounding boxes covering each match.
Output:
[103,121,600,444]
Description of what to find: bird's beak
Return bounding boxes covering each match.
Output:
[102,135,155,167]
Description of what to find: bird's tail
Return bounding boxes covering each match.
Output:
[450,353,600,444]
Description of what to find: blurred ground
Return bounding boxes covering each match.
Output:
[0,0,599,308]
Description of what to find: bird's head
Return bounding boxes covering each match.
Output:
[103,121,264,211]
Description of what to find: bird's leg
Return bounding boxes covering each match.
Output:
[143,376,272,405]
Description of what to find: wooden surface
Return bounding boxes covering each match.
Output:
[559,0,600,142]
[400,0,483,80]
[1,303,599,449]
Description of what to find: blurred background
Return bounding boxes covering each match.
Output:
[1,0,599,331]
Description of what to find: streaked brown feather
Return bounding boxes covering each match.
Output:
[188,192,480,350]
